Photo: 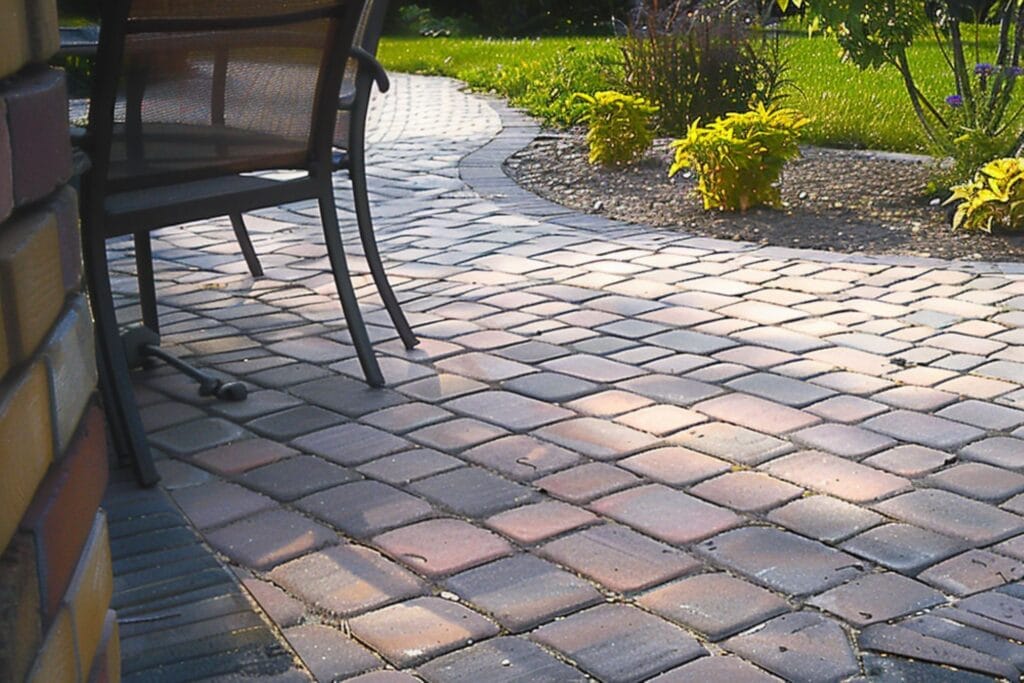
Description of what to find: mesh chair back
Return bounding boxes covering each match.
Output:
[89,0,366,192]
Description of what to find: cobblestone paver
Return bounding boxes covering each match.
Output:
[117,74,1024,680]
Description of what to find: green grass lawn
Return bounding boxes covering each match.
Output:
[378,30,1019,155]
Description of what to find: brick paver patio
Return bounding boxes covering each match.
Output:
[114,74,1024,681]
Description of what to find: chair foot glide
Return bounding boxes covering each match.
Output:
[121,325,248,402]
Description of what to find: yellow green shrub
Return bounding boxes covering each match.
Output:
[669,103,810,212]
[945,157,1024,233]
[575,91,659,167]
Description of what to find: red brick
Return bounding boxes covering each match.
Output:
[0,362,54,550]
[349,596,498,667]
[6,69,71,206]
[566,389,654,417]
[0,534,42,683]
[0,204,63,364]
[269,544,426,617]
[241,577,305,627]
[373,519,513,578]
[690,471,803,513]
[20,405,107,623]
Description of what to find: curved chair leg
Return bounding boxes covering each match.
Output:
[317,179,384,387]
[134,232,159,333]
[85,218,160,486]
[350,148,418,349]
[230,213,264,277]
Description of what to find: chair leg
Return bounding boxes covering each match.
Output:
[230,213,264,277]
[317,180,384,387]
[350,153,418,349]
[85,220,160,486]
[134,232,159,334]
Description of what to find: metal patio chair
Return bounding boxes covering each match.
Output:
[79,0,373,484]
[217,0,419,350]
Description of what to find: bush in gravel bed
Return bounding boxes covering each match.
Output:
[669,103,810,211]
[945,157,1024,232]
[574,91,659,166]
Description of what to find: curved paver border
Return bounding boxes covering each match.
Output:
[460,90,1024,277]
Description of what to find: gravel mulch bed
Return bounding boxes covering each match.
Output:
[505,131,1024,263]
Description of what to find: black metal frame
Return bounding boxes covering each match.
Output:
[79,0,372,485]
[215,0,418,349]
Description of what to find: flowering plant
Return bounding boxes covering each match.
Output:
[780,0,1024,184]
[944,157,1024,232]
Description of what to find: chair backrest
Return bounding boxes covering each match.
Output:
[341,0,389,100]
[86,0,367,193]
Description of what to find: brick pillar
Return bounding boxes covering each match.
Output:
[0,0,121,681]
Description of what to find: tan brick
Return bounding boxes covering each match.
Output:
[23,0,60,61]
[0,534,42,683]
[26,606,78,683]
[63,511,113,677]
[0,206,64,363]
[0,362,54,549]
[51,186,81,294]
[0,1,29,79]
[86,610,119,683]
[44,298,97,454]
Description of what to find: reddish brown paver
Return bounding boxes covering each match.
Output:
[267,545,426,621]
[373,518,513,578]
[484,500,598,544]
[124,74,1024,679]
[348,596,499,668]
[762,450,911,503]
[808,572,945,626]
[530,603,706,682]
[443,554,602,632]
[540,524,700,593]
[638,573,790,641]
[205,508,336,571]
[591,483,742,545]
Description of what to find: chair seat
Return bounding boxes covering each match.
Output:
[107,122,309,192]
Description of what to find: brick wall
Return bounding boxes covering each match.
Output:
[0,0,120,680]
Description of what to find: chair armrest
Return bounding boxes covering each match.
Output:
[350,46,389,93]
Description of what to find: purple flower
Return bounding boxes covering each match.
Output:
[1007,65,1024,77]
[975,62,995,76]
[946,94,963,107]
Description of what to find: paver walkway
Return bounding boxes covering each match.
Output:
[114,74,1024,681]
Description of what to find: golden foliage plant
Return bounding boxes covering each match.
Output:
[575,91,659,167]
[669,103,810,212]
[945,157,1024,232]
